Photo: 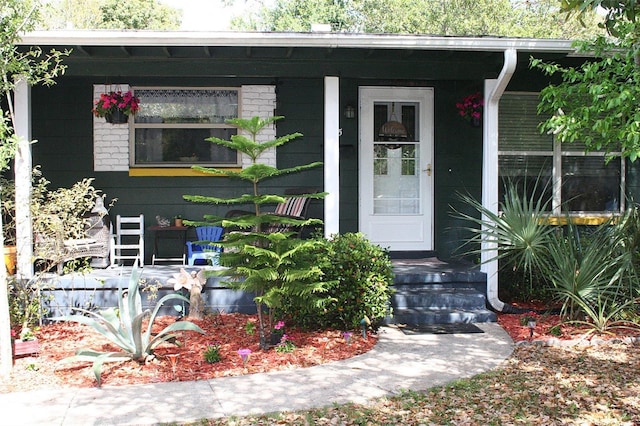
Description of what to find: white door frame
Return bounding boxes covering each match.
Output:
[358,86,434,251]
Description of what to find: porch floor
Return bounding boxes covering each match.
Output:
[39,257,491,322]
[48,256,481,284]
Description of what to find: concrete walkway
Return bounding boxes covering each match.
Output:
[0,323,513,426]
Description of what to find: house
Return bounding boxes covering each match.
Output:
[13,30,635,315]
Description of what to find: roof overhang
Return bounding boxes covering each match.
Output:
[19,30,577,54]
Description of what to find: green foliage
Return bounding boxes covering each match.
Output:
[0,178,16,246]
[203,343,222,363]
[30,172,109,240]
[274,335,295,353]
[184,115,328,349]
[244,320,255,335]
[232,0,603,39]
[560,0,640,36]
[458,180,640,333]
[98,0,181,29]
[41,0,182,30]
[454,179,555,276]
[532,21,640,161]
[0,0,69,377]
[8,276,51,333]
[316,233,394,330]
[54,266,204,386]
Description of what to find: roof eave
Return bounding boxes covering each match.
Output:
[18,30,577,54]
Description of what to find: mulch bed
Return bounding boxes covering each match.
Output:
[0,313,377,393]
[497,302,640,344]
[5,304,640,395]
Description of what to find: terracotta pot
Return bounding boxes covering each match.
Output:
[4,245,16,275]
[174,218,183,227]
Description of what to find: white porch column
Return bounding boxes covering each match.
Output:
[482,49,516,312]
[324,76,340,238]
[13,78,34,279]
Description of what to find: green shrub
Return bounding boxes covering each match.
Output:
[319,233,394,330]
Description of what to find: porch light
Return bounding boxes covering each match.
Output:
[344,103,356,119]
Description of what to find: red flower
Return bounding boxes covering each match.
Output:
[456,92,483,122]
[92,90,140,118]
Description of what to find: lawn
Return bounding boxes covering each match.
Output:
[197,343,640,425]
[192,315,640,426]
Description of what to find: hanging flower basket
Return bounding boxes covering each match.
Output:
[104,109,129,124]
[92,90,140,124]
[455,92,483,126]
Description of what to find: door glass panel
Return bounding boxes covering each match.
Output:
[373,101,420,215]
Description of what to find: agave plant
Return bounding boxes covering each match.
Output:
[55,266,204,386]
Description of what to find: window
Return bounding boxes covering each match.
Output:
[131,87,240,167]
[499,93,624,214]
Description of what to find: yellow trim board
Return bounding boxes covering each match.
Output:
[543,215,618,226]
[129,168,242,177]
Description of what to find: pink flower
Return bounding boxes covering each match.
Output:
[237,348,251,365]
[456,92,483,122]
[274,320,285,330]
[92,90,140,118]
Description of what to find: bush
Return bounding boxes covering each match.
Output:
[283,233,393,330]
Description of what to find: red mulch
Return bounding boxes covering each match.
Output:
[0,313,376,393]
[6,304,640,394]
[497,301,640,343]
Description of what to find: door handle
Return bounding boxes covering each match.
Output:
[423,164,432,176]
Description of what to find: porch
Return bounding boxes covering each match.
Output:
[39,256,495,325]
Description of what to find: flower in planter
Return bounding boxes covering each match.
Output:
[455,92,483,122]
[92,90,140,118]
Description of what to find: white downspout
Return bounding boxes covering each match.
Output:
[482,49,517,312]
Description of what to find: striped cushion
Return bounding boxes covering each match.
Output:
[274,197,307,217]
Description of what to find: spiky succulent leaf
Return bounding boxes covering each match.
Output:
[147,321,205,351]
[53,309,133,352]
[59,349,131,387]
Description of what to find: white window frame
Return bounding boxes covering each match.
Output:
[130,86,241,168]
[499,92,625,215]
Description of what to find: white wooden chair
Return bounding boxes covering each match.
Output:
[110,214,144,267]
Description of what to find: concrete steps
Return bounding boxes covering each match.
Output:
[386,258,497,325]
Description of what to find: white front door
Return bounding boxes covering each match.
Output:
[359,86,434,251]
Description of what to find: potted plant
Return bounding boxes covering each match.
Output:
[455,92,483,126]
[92,90,140,124]
[174,215,184,227]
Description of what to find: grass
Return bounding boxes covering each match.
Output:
[189,343,640,425]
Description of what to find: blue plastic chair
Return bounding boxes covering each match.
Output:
[186,226,224,266]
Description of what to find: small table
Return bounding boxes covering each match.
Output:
[148,225,190,265]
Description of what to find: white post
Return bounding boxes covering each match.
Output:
[13,78,34,279]
[324,76,340,238]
